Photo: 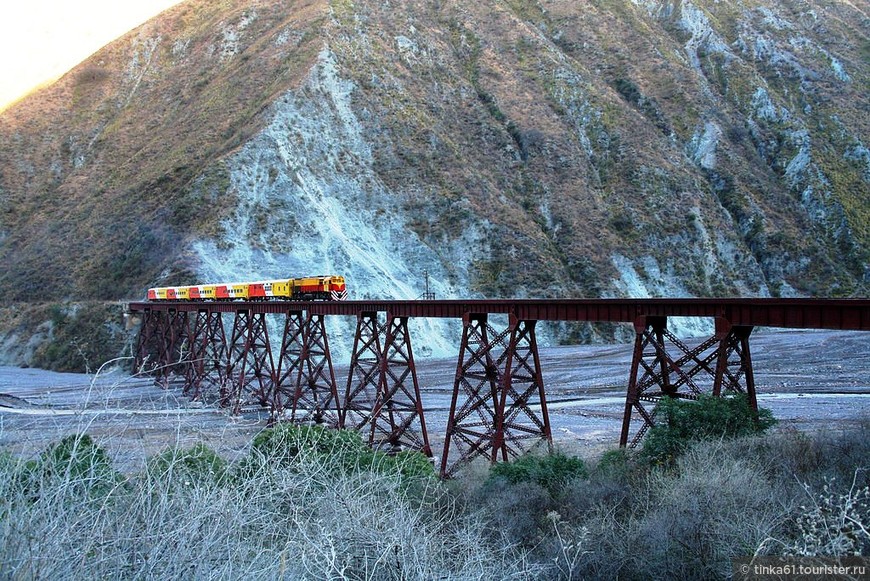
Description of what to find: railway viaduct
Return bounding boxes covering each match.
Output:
[127,298,870,477]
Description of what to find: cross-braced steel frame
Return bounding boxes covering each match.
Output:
[341,312,430,454]
[370,315,431,454]
[223,310,276,413]
[134,309,188,388]
[133,309,164,375]
[619,315,758,448]
[182,310,229,402]
[440,314,552,478]
[272,312,341,425]
[342,312,383,431]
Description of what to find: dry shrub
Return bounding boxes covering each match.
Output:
[646,441,791,576]
[781,471,870,557]
[0,431,537,580]
[557,438,793,580]
[723,422,870,489]
[479,479,553,546]
[3,421,868,579]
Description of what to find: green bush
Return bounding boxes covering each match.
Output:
[568,448,642,507]
[250,424,366,463]
[488,451,588,497]
[391,449,438,480]
[641,394,776,466]
[595,448,633,479]
[147,443,228,489]
[242,423,435,480]
[246,424,372,476]
[36,434,122,498]
[0,453,39,514]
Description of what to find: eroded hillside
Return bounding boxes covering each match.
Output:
[0,0,329,300]
[0,0,867,367]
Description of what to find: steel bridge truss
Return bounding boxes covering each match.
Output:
[342,312,431,455]
[130,298,868,478]
[619,316,757,448]
[182,310,228,403]
[440,314,552,478]
[134,309,190,388]
[132,307,434,455]
[272,311,341,426]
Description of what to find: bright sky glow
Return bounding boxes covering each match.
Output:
[0,0,183,111]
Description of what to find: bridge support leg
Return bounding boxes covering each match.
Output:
[272,310,306,419]
[620,316,758,448]
[342,312,383,430]
[171,310,193,378]
[182,310,229,403]
[341,312,430,453]
[134,309,162,375]
[440,314,550,478]
[155,309,188,388]
[712,322,757,409]
[370,315,431,455]
[182,309,209,398]
[273,312,341,425]
[198,311,229,403]
[223,310,276,414]
[492,317,552,462]
[155,311,175,385]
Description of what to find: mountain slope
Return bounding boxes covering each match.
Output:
[0,0,867,366]
[1,0,328,299]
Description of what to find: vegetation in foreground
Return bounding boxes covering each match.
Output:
[1,398,868,580]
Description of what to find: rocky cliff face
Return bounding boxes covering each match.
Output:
[0,0,867,366]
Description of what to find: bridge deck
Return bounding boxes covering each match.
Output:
[127,298,870,331]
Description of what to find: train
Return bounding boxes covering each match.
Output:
[147,275,347,301]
